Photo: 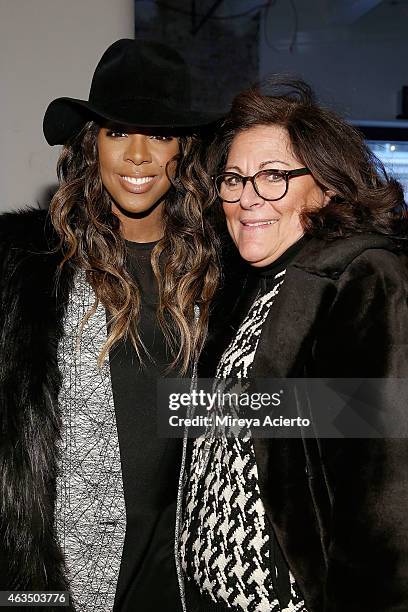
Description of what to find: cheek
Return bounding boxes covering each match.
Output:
[157,143,179,172]
[298,181,325,211]
[222,206,240,242]
[98,159,112,191]
[97,153,119,196]
[98,146,115,176]
[165,157,178,179]
[278,193,306,223]
[222,204,235,226]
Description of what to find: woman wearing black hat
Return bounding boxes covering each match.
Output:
[0,39,219,612]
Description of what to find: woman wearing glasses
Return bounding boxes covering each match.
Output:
[179,79,408,611]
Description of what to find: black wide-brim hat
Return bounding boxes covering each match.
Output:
[43,39,222,145]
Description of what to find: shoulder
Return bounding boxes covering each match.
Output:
[0,208,62,295]
[293,233,408,282]
[0,207,56,252]
[304,236,408,377]
[308,235,408,339]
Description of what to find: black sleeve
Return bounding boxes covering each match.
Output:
[313,249,408,612]
[0,210,71,598]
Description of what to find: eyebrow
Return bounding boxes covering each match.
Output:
[104,121,128,130]
[225,160,291,172]
[260,160,290,169]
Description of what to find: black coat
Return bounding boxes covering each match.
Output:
[241,234,408,612]
[0,209,74,609]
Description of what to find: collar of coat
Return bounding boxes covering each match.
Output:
[291,231,403,278]
[243,232,404,379]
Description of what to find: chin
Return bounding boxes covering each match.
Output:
[115,196,163,215]
[238,245,270,265]
[120,201,154,213]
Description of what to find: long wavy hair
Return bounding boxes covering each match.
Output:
[50,121,220,373]
[204,77,407,239]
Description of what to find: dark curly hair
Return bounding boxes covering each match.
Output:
[204,77,407,239]
[50,121,220,373]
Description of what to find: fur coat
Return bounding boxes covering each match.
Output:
[0,209,74,610]
[201,231,408,612]
[247,234,408,611]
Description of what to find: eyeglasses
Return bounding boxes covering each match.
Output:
[213,167,311,203]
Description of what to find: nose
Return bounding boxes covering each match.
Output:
[124,134,152,165]
[239,179,264,210]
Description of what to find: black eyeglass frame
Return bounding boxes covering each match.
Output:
[213,167,311,203]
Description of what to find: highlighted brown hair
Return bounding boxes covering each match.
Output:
[50,121,219,372]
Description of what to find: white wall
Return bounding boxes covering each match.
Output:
[0,0,134,212]
[259,0,408,121]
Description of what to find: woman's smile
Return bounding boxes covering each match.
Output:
[240,218,278,230]
[118,173,158,194]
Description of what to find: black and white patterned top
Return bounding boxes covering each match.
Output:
[180,266,307,612]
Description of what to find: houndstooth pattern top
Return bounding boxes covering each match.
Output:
[180,268,307,612]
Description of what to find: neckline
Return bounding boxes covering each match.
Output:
[125,239,160,251]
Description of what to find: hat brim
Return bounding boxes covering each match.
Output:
[43,97,223,145]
